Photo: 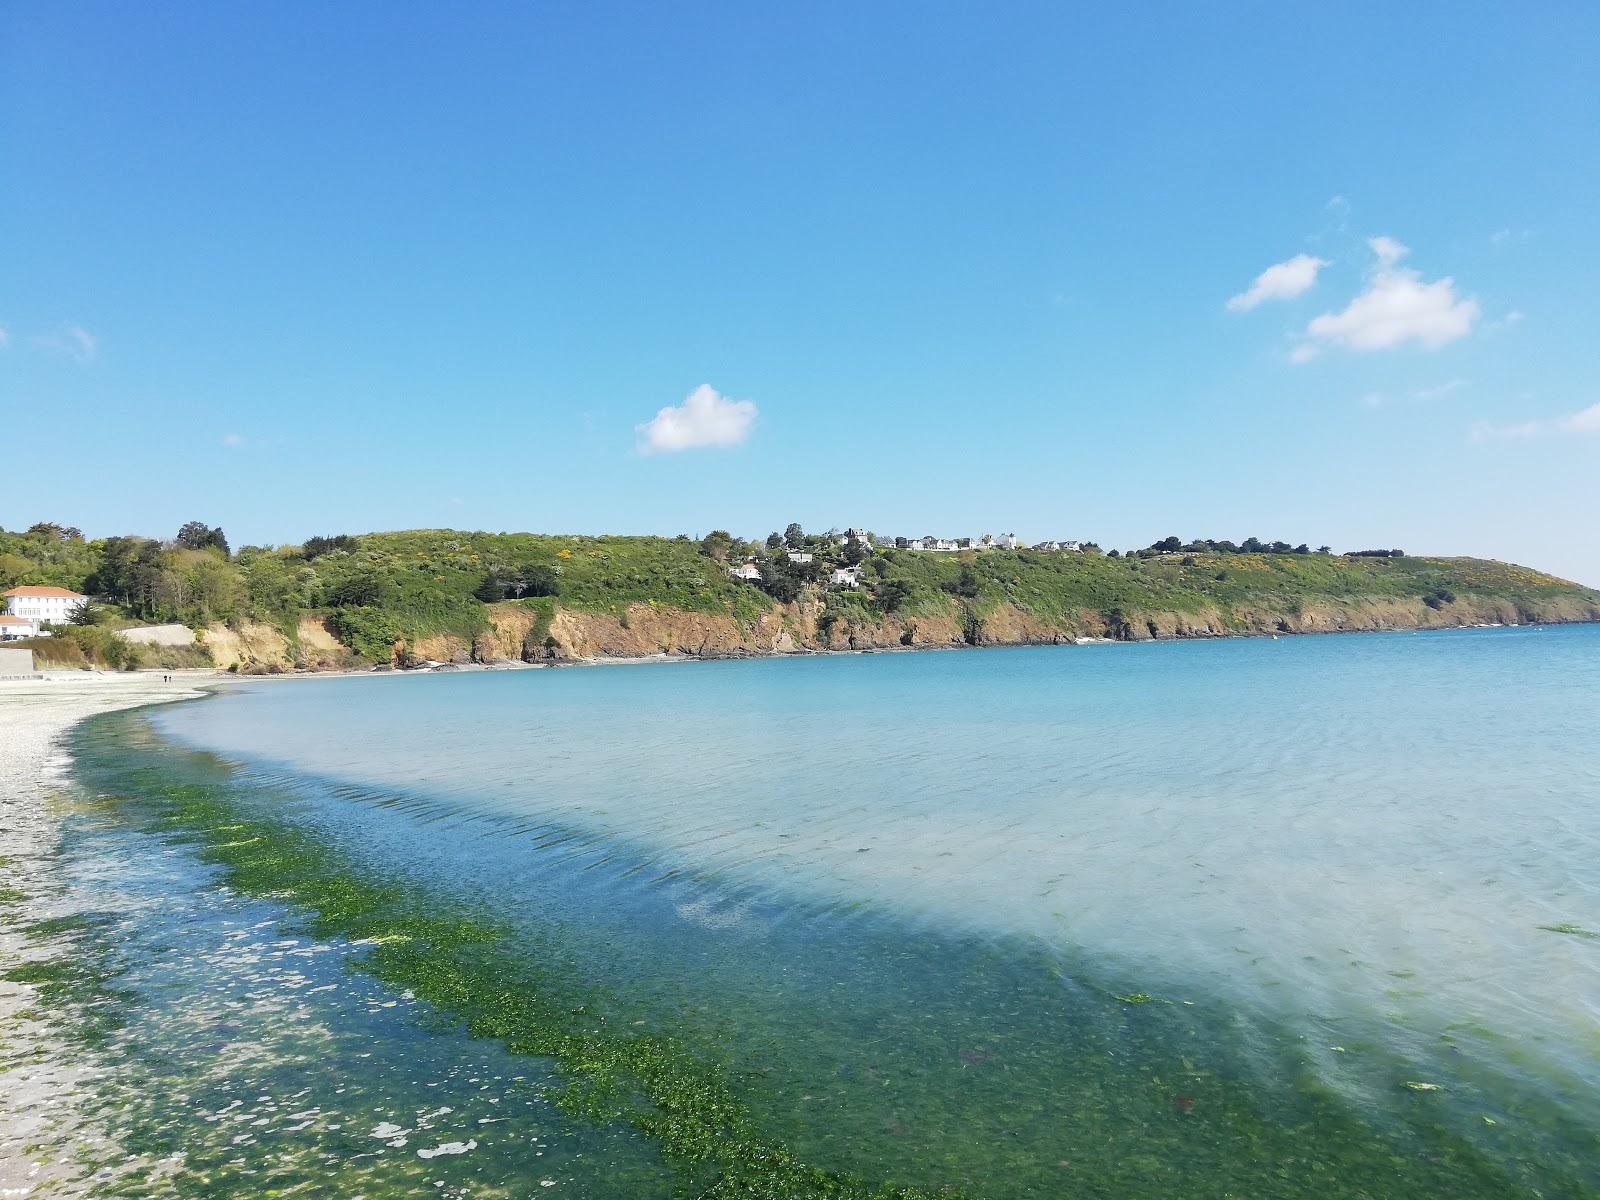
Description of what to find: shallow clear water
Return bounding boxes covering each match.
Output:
[47,626,1600,1195]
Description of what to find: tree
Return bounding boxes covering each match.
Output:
[476,562,561,601]
[765,532,784,550]
[302,534,359,560]
[842,536,867,566]
[757,557,803,603]
[67,599,98,625]
[942,564,981,599]
[327,570,390,608]
[699,530,735,561]
[176,521,230,557]
[874,577,913,612]
[26,522,82,541]
[1316,545,1332,555]
[783,522,805,549]
[244,555,306,618]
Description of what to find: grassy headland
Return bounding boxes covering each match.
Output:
[3,522,1596,670]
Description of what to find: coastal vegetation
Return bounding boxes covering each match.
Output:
[3,521,1596,669]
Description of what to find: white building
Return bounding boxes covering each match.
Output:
[828,565,863,589]
[728,562,762,582]
[786,550,814,564]
[0,614,42,640]
[4,586,86,629]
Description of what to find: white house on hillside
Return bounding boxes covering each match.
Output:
[786,550,814,564]
[4,585,86,632]
[728,562,762,582]
[828,565,863,589]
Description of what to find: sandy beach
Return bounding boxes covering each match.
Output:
[0,671,214,1197]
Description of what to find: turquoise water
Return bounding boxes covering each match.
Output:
[43,626,1600,1194]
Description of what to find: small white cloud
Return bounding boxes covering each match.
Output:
[1360,391,1387,409]
[34,324,97,363]
[1226,254,1328,312]
[1471,402,1600,441]
[1294,238,1478,360]
[0,323,10,349]
[1504,309,1524,325]
[1367,235,1409,267]
[1288,344,1321,365]
[221,433,245,448]
[636,384,757,454]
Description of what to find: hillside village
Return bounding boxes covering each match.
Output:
[725,526,1088,594]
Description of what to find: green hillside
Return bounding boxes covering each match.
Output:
[2,522,1595,668]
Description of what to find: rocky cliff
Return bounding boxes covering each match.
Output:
[461,590,1600,664]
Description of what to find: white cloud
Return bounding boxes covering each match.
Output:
[1471,402,1600,441]
[1295,237,1478,360]
[1288,344,1321,365]
[33,324,97,363]
[221,433,245,448]
[1226,254,1328,312]
[0,323,10,349]
[636,384,757,454]
[1367,235,1408,267]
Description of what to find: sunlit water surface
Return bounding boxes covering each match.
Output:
[50,626,1600,1195]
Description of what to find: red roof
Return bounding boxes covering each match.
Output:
[3,586,85,598]
[0,614,35,623]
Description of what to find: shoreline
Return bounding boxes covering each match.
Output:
[0,672,208,1197]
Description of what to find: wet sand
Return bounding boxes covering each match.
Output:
[0,672,212,1197]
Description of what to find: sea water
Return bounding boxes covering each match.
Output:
[41,625,1600,1195]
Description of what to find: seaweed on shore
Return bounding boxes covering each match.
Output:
[135,781,953,1200]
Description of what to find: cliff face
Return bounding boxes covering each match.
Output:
[465,591,1600,664]
[201,616,355,672]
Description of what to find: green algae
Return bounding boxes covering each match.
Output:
[135,782,946,1200]
[1537,923,1599,940]
[1,955,133,1047]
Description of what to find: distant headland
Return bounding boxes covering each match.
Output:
[4,522,1597,672]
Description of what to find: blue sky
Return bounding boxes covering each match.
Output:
[5,3,1599,582]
